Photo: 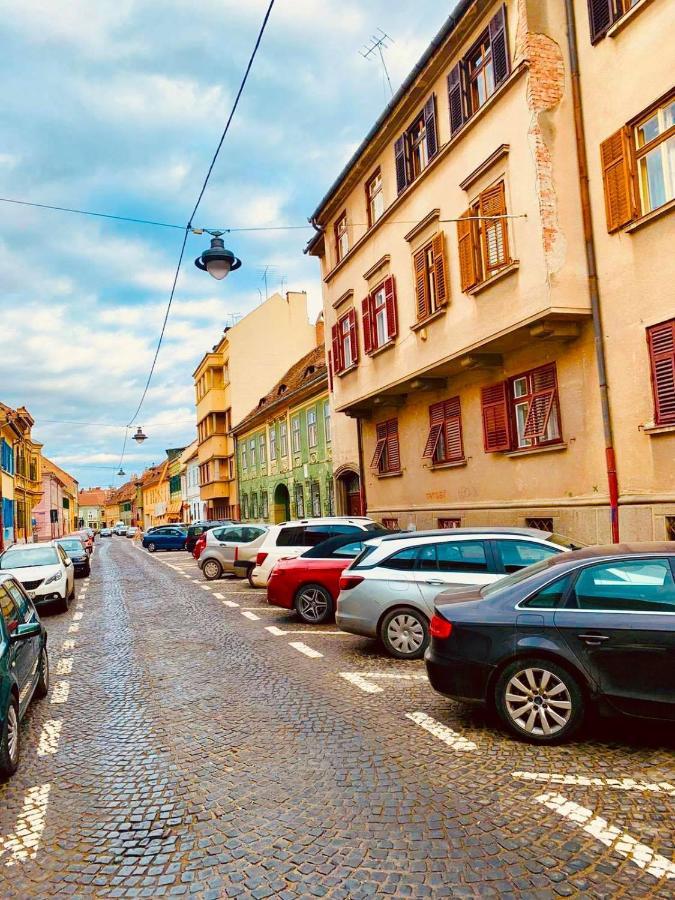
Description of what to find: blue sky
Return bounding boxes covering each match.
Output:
[0,0,451,489]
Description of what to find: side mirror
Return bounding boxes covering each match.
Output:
[10,621,41,642]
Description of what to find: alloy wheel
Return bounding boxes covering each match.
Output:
[41,648,49,692]
[386,613,425,655]
[203,560,221,580]
[7,704,18,764]
[504,667,573,737]
[297,587,329,623]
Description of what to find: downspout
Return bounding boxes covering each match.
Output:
[356,418,367,516]
[564,0,620,542]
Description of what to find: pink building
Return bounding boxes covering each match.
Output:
[33,457,78,541]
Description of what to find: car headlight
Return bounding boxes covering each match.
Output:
[44,571,63,585]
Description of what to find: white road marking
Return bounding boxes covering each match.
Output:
[60,639,76,653]
[340,672,383,694]
[0,783,51,864]
[278,629,351,635]
[223,600,239,608]
[405,712,478,751]
[67,624,79,633]
[54,658,73,676]
[265,626,286,636]
[514,772,675,796]
[200,585,212,591]
[37,720,62,756]
[214,592,225,599]
[241,610,260,621]
[181,573,191,578]
[72,612,83,622]
[339,671,427,693]
[289,641,323,659]
[50,681,70,704]
[536,792,675,880]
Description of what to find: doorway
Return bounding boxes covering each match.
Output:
[273,483,291,523]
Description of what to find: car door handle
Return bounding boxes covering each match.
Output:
[578,633,610,646]
[426,580,445,586]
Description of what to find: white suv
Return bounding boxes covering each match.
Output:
[249,517,386,587]
[0,542,76,613]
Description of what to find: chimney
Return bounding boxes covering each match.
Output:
[315,314,325,348]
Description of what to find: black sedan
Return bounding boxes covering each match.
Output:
[425,544,675,743]
[56,538,91,577]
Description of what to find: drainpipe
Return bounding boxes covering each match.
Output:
[356,418,367,516]
[564,0,620,542]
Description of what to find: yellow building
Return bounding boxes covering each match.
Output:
[140,461,169,530]
[307,0,674,542]
[0,403,43,544]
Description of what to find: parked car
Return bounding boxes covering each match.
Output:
[0,573,49,778]
[267,533,373,623]
[82,527,96,542]
[199,525,269,582]
[425,543,675,743]
[126,527,139,539]
[336,528,578,660]
[250,518,386,588]
[100,528,112,537]
[113,525,128,536]
[185,521,236,554]
[142,526,187,552]
[56,537,91,577]
[0,542,75,612]
[72,530,94,555]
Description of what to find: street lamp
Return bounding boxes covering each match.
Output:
[194,232,242,281]
[117,467,126,477]
[132,427,147,444]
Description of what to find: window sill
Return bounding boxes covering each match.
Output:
[376,470,403,479]
[607,0,655,38]
[429,459,467,471]
[506,443,567,459]
[368,340,396,358]
[643,422,675,436]
[336,363,359,378]
[410,308,447,332]
[624,198,675,233]
[466,261,519,296]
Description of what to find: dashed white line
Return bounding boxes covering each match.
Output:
[536,792,675,880]
[67,624,79,634]
[54,658,73,676]
[0,783,51,864]
[513,772,675,796]
[288,641,323,659]
[405,712,478,751]
[50,681,70,704]
[60,639,76,653]
[265,626,286,636]
[72,612,83,622]
[214,592,225,599]
[241,610,260,621]
[223,600,239,608]
[340,672,383,694]
[37,720,62,756]
[200,585,212,591]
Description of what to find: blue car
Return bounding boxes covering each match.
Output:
[142,526,187,552]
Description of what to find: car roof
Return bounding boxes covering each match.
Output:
[274,517,373,527]
[376,527,551,542]
[2,541,59,551]
[302,533,371,557]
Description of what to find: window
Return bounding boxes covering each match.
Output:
[647,319,675,426]
[382,517,399,530]
[241,494,249,519]
[666,516,675,541]
[458,181,511,291]
[324,400,331,444]
[295,484,305,518]
[331,310,358,374]
[310,481,321,516]
[334,211,349,262]
[448,6,510,134]
[588,0,646,43]
[326,478,335,516]
[261,492,269,519]
[249,438,257,469]
[269,426,277,461]
[241,444,248,471]
[521,574,573,609]
[258,434,267,468]
[0,584,20,635]
[570,559,675,612]
[423,397,464,465]
[333,541,366,559]
[362,276,398,352]
[366,169,384,226]
[438,518,461,529]
[276,526,306,547]
[279,420,288,457]
[381,547,418,571]
[291,416,301,453]
[394,95,438,194]
[601,92,674,232]
[307,408,318,448]
[495,540,559,573]
[371,419,401,475]
[525,517,554,532]
[482,363,562,453]
[0,439,13,475]
[413,235,449,321]
[251,493,258,519]
[434,540,489,573]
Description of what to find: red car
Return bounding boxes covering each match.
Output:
[267,534,372,624]
[193,533,207,560]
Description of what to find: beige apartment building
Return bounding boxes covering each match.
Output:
[307,0,674,542]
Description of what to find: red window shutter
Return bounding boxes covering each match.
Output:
[481,382,511,452]
[600,127,637,233]
[588,0,614,43]
[370,437,387,469]
[327,350,334,392]
[362,296,374,354]
[422,424,443,459]
[413,247,429,320]
[347,308,359,364]
[647,320,675,424]
[489,5,510,86]
[386,419,401,472]
[331,323,344,374]
[457,210,478,291]
[523,391,556,440]
[442,397,464,461]
[447,63,464,135]
[432,232,449,307]
[423,94,438,160]
[394,135,408,195]
[384,276,398,340]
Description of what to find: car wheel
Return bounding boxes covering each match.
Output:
[57,591,70,613]
[68,581,75,601]
[147,543,156,553]
[35,646,49,699]
[295,584,333,624]
[380,607,429,659]
[0,695,20,779]
[84,564,91,577]
[203,559,223,581]
[495,657,584,744]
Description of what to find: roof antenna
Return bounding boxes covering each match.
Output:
[360,28,395,99]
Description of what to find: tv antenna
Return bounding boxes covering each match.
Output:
[256,264,279,301]
[360,29,395,98]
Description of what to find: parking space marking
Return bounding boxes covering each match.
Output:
[213,592,225,599]
[536,792,675,880]
[54,657,73,676]
[514,772,675,796]
[278,629,351,635]
[223,600,239,608]
[200,585,212,591]
[406,712,478,751]
[289,641,323,659]
[72,612,83,622]
[340,673,383,694]
[265,626,286,636]
[67,624,79,634]
[241,611,260,621]
[340,671,427,693]
[37,720,63,756]
[60,639,76,653]
[0,783,51,864]
[50,681,70,704]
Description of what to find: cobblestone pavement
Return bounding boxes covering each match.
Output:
[0,538,673,898]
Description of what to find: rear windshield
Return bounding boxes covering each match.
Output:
[1,548,59,569]
[188,525,206,537]
[57,540,85,553]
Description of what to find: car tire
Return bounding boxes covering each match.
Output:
[295,584,333,624]
[57,591,70,613]
[0,694,20,779]
[84,564,91,577]
[379,606,429,660]
[68,581,75,601]
[494,657,585,744]
[35,646,49,699]
[147,543,156,553]
[203,559,223,581]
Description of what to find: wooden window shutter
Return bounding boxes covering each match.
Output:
[327,350,334,392]
[371,421,388,468]
[647,320,675,425]
[431,232,449,307]
[422,403,444,459]
[347,308,359,364]
[362,296,374,355]
[447,63,464,135]
[413,247,430,320]
[489,5,510,86]
[479,182,509,273]
[383,276,398,340]
[588,0,614,43]
[331,323,344,374]
[457,210,479,291]
[423,94,438,160]
[443,397,464,461]
[394,135,408,195]
[600,127,638,233]
[481,382,511,452]
[386,419,401,472]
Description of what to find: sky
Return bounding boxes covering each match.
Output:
[0,0,453,489]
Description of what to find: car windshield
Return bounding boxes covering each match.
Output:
[57,540,84,552]
[480,557,558,597]
[1,548,59,568]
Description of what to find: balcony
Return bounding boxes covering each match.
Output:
[200,481,233,502]
[196,389,227,420]
[197,434,231,460]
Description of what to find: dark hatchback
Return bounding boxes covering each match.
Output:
[425,544,675,743]
[56,537,91,577]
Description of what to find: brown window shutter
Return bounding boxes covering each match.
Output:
[384,276,398,340]
[362,296,374,355]
[588,0,615,43]
[457,210,478,292]
[331,323,343,374]
[394,135,408,195]
[327,350,334,393]
[347,308,359,364]
[413,247,430,320]
[447,63,465,135]
[647,320,675,424]
[386,419,401,472]
[600,127,637,232]
[370,437,387,469]
[431,232,449,307]
[443,397,464,461]
[481,382,511,452]
[422,424,443,459]
[423,94,438,160]
[489,5,510,86]
[479,182,509,273]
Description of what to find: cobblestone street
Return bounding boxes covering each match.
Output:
[0,538,673,898]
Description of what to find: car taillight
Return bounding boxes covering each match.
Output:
[256,552,268,566]
[234,546,239,562]
[430,614,453,640]
[339,575,364,591]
